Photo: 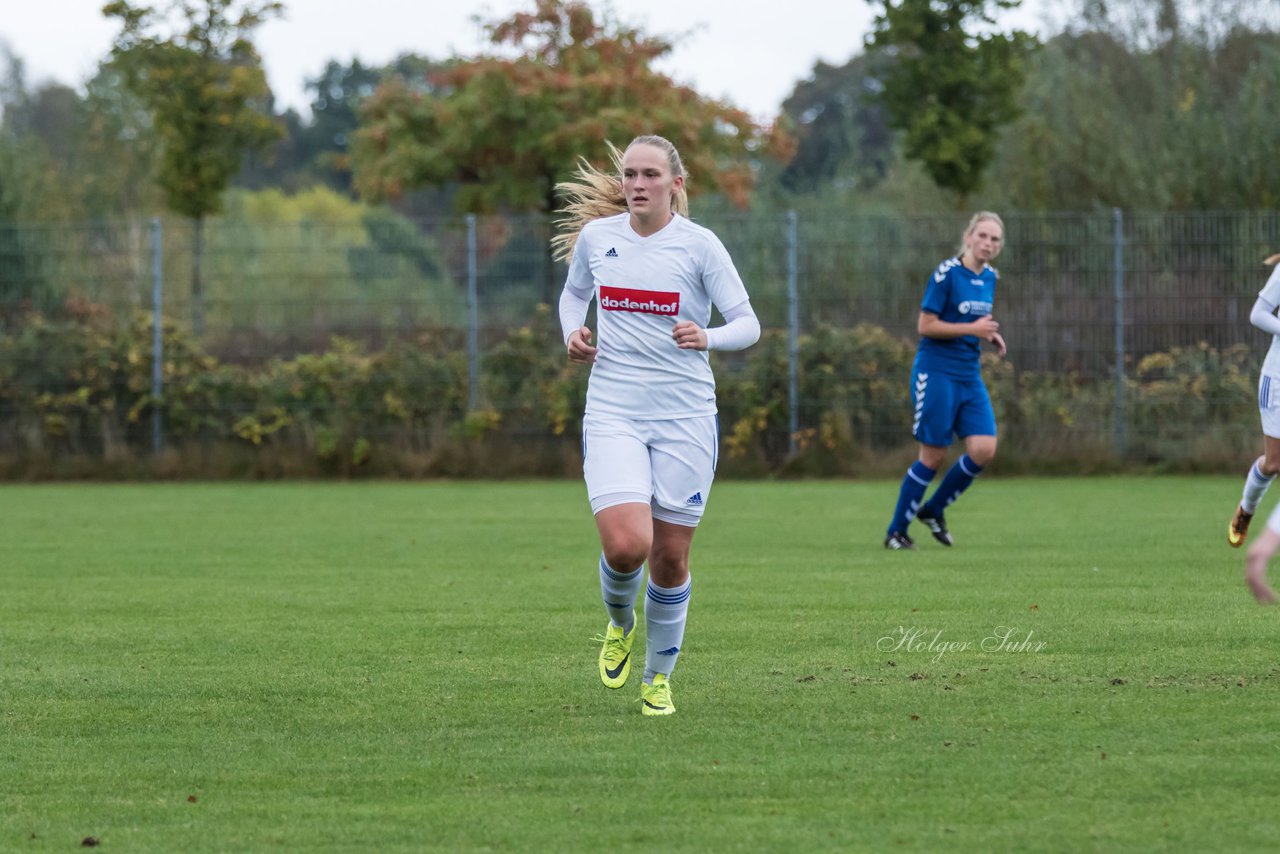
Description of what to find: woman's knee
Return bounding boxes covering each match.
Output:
[918,445,947,469]
[648,521,695,585]
[595,504,653,571]
[1262,452,1280,476]
[969,447,997,466]
[649,542,688,574]
[965,436,998,466]
[601,537,648,573]
[598,525,650,572]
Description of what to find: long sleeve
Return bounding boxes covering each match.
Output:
[704,299,761,352]
[1251,296,1280,337]
[558,284,593,345]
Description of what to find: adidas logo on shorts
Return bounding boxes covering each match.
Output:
[686,492,704,506]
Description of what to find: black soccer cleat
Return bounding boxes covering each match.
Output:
[915,507,953,546]
[884,530,916,550]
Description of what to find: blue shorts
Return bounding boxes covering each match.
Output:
[910,369,996,446]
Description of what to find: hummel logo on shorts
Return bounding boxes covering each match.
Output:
[605,247,618,257]
[686,492,703,506]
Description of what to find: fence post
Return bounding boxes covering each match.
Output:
[150,217,164,455]
[787,210,799,458]
[466,213,479,411]
[1113,207,1126,457]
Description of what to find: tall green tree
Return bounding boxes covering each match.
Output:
[0,54,67,311]
[986,0,1280,209]
[867,0,1037,202]
[293,55,438,193]
[779,52,897,193]
[104,0,283,333]
[0,42,162,220]
[0,132,51,312]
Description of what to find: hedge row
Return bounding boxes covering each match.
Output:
[0,299,1259,478]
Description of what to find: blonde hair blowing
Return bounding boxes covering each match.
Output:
[959,211,1005,255]
[551,136,690,263]
[1266,253,1280,266]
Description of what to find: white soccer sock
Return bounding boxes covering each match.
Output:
[1242,457,1275,514]
[643,577,691,683]
[599,554,642,633]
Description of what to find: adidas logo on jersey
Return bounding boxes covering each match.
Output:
[604,247,618,257]
[686,492,704,506]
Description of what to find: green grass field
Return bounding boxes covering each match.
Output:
[3,478,1279,852]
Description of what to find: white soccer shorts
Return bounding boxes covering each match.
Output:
[1261,374,1280,439]
[582,412,718,527]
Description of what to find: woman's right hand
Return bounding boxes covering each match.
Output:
[567,326,597,364]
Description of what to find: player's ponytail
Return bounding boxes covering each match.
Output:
[551,142,628,263]
[1266,253,1280,266]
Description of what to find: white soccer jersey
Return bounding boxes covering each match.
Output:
[563,213,750,420]
[1260,264,1280,377]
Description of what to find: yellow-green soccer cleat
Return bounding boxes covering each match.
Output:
[640,674,675,717]
[596,615,636,689]
[1229,505,1253,548]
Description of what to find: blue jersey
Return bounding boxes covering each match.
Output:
[914,257,998,380]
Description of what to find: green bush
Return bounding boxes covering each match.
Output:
[718,323,916,472]
[0,298,1261,478]
[1126,341,1257,467]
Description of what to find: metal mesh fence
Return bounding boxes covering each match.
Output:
[2,209,1278,473]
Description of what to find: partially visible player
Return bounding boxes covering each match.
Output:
[1227,253,1280,548]
[884,212,1008,550]
[553,135,760,716]
[1245,517,1280,604]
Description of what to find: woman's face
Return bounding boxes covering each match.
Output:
[622,143,682,219]
[965,219,1004,264]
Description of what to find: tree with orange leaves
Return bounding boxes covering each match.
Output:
[349,0,793,216]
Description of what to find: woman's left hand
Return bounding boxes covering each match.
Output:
[672,321,708,351]
[990,332,1007,357]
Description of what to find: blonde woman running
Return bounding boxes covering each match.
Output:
[553,135,760,716]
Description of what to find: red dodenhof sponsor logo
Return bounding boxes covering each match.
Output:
[599,285,679,316]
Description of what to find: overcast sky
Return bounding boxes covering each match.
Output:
[0,1,1052,121]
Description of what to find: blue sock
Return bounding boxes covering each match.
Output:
[922,454,984,516]
[888,461,937,535]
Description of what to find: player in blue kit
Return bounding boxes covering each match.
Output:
[885,212,1008,550]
